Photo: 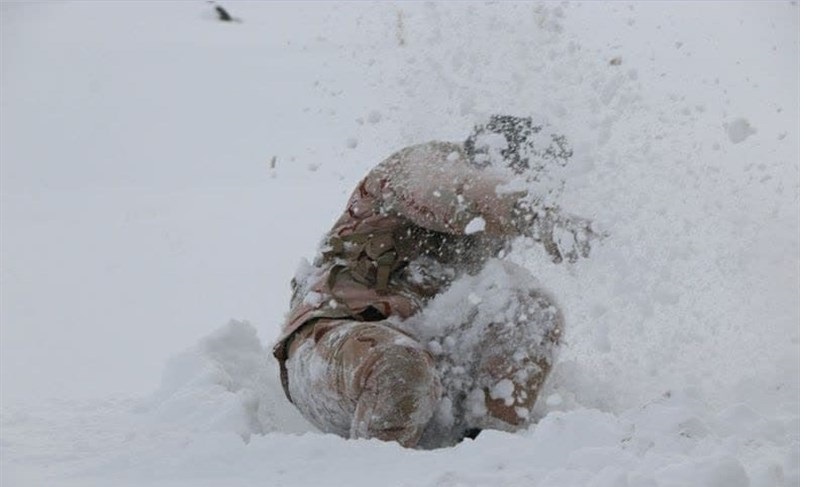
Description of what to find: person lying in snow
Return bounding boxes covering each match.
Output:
[272,116,601,449]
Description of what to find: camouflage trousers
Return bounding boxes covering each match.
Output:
[285,260,563,449]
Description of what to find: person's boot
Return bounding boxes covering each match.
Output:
[479,355,550,427]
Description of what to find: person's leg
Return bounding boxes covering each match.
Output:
[468,287,562,430]
[409,258,563,444]
[464,263,563,432]
[286,320,441,448]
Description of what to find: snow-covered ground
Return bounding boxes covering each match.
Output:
[1,1,799,486]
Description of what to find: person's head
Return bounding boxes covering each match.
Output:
[463,114,574,208]
[464,114,573,178]
[463,115,543,172]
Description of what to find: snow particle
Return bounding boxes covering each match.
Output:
[304,292,323,306]
[465,217,486,234]
[466,389,488,417]
[724,118,756,144]
[490,379,515,406]
[346,138,358,149]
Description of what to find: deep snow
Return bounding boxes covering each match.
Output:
[0,1,799,486]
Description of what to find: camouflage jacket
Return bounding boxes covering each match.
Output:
[272,141,530,388]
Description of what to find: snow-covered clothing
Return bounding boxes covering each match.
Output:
[272,141,573,448]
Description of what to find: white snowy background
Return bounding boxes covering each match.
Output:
[0,1,799,486]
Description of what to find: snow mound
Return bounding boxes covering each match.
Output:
[149,320,312,441]
[1,371,798,486]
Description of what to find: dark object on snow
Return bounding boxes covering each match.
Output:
[464,114,572,176]
[214,4,235,22]
[609,56,623,66]
[463,428,482,440]
[464,115,542,172]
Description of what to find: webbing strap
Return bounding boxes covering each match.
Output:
[374,250,397,293]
